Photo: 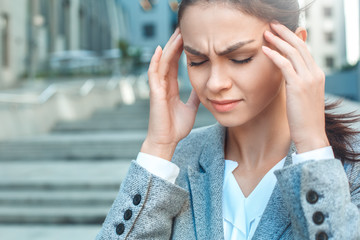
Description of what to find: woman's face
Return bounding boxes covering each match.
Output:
[180,3,284,127]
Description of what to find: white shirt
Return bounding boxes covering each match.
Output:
[223,158,285,240]
[136,146,334,240]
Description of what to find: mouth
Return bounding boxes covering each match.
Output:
[209,99,243,113]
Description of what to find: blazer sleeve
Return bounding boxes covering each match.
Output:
[274,158,360,240]
[96,160,189,240]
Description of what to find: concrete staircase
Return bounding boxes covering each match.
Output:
[0,89,359,239]
[0,94,216,237]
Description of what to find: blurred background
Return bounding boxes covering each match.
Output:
[0,0,358,239]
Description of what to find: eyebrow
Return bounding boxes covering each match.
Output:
[184,39,255,57]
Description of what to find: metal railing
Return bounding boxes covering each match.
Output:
[0,79,115,105]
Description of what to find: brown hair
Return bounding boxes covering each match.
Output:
[177,0,360,163]
[178,0,302,31]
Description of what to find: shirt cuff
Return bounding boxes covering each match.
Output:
[292,146,335,165]
[136,152,180,184]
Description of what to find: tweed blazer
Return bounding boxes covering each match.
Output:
[97,123,360,239]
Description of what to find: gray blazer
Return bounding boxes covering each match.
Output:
[97,123,360,239]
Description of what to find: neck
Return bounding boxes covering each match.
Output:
[225,87,291,170]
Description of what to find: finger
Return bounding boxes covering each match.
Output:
[262,45,299,84]
[158,33,183,79]
[148,46,163,89]
[163,28,180,53]
[186,89,200,111]
[264,30,307,75]
[270,22,317,71]
[167,36,184,80]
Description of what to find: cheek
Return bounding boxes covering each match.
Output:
[188,68,208,93]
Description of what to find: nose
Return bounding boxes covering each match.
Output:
[206,64,232,93]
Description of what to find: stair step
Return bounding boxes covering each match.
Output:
[0,90,218,226]
[0,206,110,224]
[0,224,101,240]
[0,190,118,206]
[0,132,146,160]
[95,103,211,116]
[53,103,216,132]
[0,181,120,191]
[0,160,126,224]
[0,160,130,190]
[52,115,216,132]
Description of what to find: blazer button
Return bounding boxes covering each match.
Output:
[133,194,141,206]
[116,223,125,235]
[306,190,319,204]
[124,209,133,220]
[316,231,328,240]
[313,211,325,225]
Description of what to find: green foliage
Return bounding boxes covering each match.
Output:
[118,39,143,74]
[118,39,130,59]
[340,61,359,71]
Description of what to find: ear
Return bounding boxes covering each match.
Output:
[295,27,307,42]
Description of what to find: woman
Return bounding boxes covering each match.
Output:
[97,0,360,239]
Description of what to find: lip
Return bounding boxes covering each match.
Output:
[209,99,242,112]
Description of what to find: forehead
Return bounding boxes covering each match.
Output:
[179,3,268,49]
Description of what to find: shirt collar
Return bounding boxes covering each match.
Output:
[222,157,285,237]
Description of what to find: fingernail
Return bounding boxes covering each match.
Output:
[155,45,162,53]
[266,30,274,36]
[262,45,272,53]
[176,33,182,41]
[174,27,179,35]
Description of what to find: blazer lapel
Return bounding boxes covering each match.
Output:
[188,124,226,240]
[252,143,297,239]
[187,124,297,240]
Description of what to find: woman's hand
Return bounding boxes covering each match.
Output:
[262,22,330,153]
[141,28,200,161]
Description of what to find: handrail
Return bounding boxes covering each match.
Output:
[0,79,102,104]
[106,76,121,90]
[79,79,95,96]
[38,85,57,103]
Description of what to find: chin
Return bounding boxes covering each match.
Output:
[211,112,250,128]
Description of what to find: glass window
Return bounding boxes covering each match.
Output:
[143,23,155,38]
[324,31,334,43]
[325,56,335,68]
[323,7,332,18]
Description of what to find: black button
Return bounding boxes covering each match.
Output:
[116,223,125,235]
[124,209,133,220]
[316,231,328,240]
[133,194,141,206]
[306,190,319,204]
[313,211,325,225]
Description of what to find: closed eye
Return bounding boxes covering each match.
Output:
[231,57,253,64]
[189,57,253,67]
[189,60,208,67]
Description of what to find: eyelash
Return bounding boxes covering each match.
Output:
[188,57,253,67]
[231,57,253,64]
[189,60,207,67]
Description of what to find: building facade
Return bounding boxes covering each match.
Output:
[116,0,178,62]
[30,0,122,76]
[305,0,348,73]
[116,0,191,84]
[0,0,124,88]
[0,0,28,88]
